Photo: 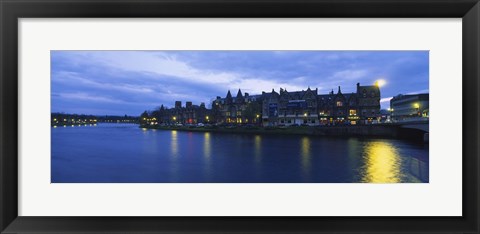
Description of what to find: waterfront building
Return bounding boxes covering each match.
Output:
[390,93,429,122]
[145,101,210,125]
[261,83,381,126]
[212,82,381,126]
[211,89,263,124]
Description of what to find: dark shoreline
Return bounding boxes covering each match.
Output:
[140,124,428,142]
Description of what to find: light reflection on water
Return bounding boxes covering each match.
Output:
[203,132,211,159]
[361,141,401,183]
[300,137,311,180]
[170,130,178,157]
[254,135,261,165]
[51,124,429,183]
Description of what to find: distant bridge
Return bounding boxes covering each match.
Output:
[396,121,429,132]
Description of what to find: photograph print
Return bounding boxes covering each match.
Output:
[51,51,429,183]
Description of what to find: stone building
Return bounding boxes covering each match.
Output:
[147,101,210,125]
[211,89,263,124]
[212,82,381,126]
[261,83,381,126]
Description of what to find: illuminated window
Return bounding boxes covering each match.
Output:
[349,109,357,115]
[336,101,343,107]
[237,111,241,116]
[226,112,231,116]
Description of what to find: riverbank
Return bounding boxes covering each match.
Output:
[141,124,427,141]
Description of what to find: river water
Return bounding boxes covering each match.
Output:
[51,123,429,183]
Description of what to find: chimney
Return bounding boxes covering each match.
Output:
[175,101,182,109]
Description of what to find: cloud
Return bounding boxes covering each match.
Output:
[380,97,393,103]
[329,69,368,80]
[51,51,429,115]
[56,92,126,104]
[52,71,155,94]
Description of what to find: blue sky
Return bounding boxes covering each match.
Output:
[51,51,429,116]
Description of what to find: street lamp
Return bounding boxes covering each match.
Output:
[413,103,420,116]
[375,79,386,87]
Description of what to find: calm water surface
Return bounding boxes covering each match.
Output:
[51,124,429,183]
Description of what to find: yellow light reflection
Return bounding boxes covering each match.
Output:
[203,132,211,159]
[300,137,311,179]
[362,141,401,183]
[254,135,262,165]
[171,130,178,157]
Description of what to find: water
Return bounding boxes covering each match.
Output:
[51,124,429,183]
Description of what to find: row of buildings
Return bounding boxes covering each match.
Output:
[142,82,402,126]
[211,82,381,126]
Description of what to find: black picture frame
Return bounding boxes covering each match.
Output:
[1,0,479,233]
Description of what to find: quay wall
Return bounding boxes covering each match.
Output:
[142,124,427,142]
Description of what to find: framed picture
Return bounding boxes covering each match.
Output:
[1,0,478,233]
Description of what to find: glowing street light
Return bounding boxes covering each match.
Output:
[413,103,420,116]
[304,113,308,117]
[375,79,386,87]
[256,114,260,118]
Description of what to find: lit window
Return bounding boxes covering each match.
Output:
[336,101,343,107]
[349,109,357,115]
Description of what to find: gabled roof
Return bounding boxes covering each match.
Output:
[236,89,243,98]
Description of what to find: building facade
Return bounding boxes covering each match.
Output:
[212,82,381,126]
[143,101,210,125]
[211,89,263,125]
[390,93,429,122]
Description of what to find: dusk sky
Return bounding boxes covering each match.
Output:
[51,51,429,116]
